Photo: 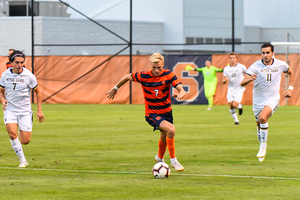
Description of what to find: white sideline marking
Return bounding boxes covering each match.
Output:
[1,167,300,180]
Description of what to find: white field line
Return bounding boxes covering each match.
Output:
[1,167,300,180]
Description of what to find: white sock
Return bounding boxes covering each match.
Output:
[257,127,261,142]
[260,123,268,144]
[10,137,26,162]
[229,108,239,122]
[237,104,242,109]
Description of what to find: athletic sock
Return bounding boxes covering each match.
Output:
[10,137,26,162]
[257,127,261,142]
[260,123,268,143]
[166,137,175,159]
[229,108,239,122]
[207,96,213,108]
[158,138,167,159]
[237,104,242,109]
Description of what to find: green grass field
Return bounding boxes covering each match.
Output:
[1,104,300,199]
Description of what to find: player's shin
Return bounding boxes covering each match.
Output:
[208,96,213,108]
[257,127,261,142]
[158,138,167,159]
[166,137,175,159]
[229,108,239,123]
[260,123,268,143]
[10,137,26,162]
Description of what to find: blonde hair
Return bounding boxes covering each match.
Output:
[150,53,164,63]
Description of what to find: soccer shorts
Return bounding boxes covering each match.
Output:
[253,100,279,122]
[226,89,244,103]
[204,83,217,97]
[4,110,33,132]
[145,111,173,131]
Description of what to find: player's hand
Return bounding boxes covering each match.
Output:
[106,88,117,99]
[2,100,7,111]
[250,74,257,81]
[172,93,185,100]
[283,89,293,98]
[37,110,44,123]
[185,65,194,71]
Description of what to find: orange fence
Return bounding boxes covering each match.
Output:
[0,54,299,105]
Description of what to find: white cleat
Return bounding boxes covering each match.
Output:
[258,156,265,162]
[18,161,28,168]
[207,107,211,110]
[171,158,184,171]
[154,155,164,163]
[257,143,267,158]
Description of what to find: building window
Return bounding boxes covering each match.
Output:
[186,37,194,44]
[195,37,204,44]
[9,5,26,16]
[225,38,241,45]
[225,38,232,44]
[205,38,213,44]
[215,38,223,44]
[235,38,241,45]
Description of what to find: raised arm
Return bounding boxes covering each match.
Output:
[106,74,133,99]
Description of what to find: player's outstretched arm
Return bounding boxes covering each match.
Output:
[185,65,195,71]
[106,74,133,99]
[172,84,186,100]
[216,67,223,72]
[34,86,44,123]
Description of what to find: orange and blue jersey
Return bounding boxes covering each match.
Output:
[6,62,12,68]
[131,69,181,116]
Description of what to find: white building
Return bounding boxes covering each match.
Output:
[0,0,299,55]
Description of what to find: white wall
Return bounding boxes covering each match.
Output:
[0,17,164,56]
[244,0,300,28]
[66,0,184,44]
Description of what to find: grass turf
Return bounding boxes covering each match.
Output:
[0,104,300,199]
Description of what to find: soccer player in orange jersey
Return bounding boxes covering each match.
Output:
[6,49,15,68]
[106,53,186,171]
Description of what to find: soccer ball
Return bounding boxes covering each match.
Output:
[152,162,170,179]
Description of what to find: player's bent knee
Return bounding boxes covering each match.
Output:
[167,126,175,138]
[9,135,17,140]
[258,116,267,124]
[21,139,30,145]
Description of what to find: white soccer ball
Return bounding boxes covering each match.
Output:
[152,162,170,179]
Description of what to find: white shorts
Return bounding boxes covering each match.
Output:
[226,90,244,103]
[253,100,279,122]
[4,110,33,132]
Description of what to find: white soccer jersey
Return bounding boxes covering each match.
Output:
[246,58,289,106]
[223,63,247,94]
[0,68,38,114]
